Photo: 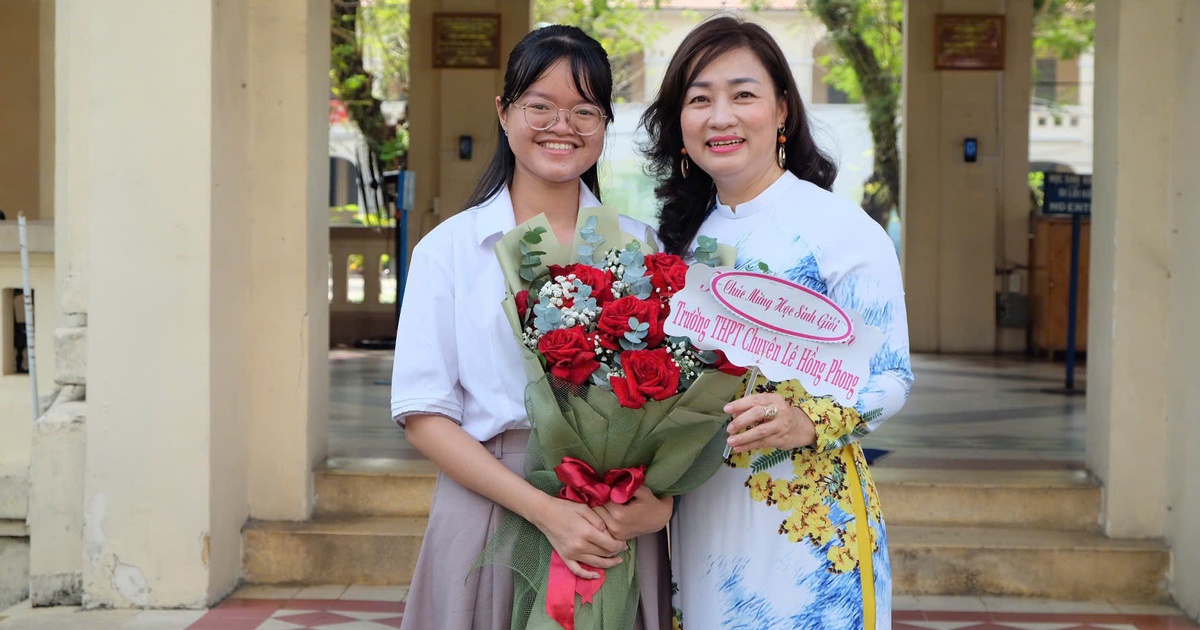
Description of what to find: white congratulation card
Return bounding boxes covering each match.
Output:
[664,265,882,406]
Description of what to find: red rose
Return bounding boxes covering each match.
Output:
[710,349,749,376]
[609,348,681,408]
[515,290,531,323]
[643,253,689,299]
[548,263,615,305]
[596,296,666,351]
[537,327,600,385]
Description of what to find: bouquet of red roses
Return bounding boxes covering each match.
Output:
[481,207,744,630]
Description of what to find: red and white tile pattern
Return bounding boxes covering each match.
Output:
[176,587,1200,630]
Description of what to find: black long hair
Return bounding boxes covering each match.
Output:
[463,25,614,211]
[640,16,838,255]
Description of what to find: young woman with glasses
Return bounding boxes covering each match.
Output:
[391,25,673,630]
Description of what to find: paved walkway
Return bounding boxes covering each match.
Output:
[2,351,1194,628]
[332,349,1089,470]
[2,588,1196,629]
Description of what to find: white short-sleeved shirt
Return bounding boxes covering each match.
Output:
[391,182,660,442]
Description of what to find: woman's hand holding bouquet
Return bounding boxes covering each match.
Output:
[481,207,743,630]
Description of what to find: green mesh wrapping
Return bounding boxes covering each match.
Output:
[483,205,741,629]
[478,370,744,630]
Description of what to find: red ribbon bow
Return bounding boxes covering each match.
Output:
[546,457,646,630]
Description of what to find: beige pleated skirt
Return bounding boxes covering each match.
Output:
[400,429,671,630]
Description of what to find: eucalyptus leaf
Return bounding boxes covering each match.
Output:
[619,337,647,351]
[523,226,547,245]
[628,276,653,299]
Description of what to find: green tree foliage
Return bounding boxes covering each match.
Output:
[1033,0,1095,60]
[331,0,409,169]
[534,0,665,102]
[805,0,1095,228]
[806,0,902,228]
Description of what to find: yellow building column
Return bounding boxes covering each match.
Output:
[901,0,1032,353]
[1164,2,1200,616]
[1089,2,1200,615]
[67,0,252,607]
[1086,0,1174,541]
[244,0,330,521]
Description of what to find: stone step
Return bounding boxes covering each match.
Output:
[314,458,436,518]
[889,525,1170,602]
[0,521,27,537]
[243,518,1169,603]
[875,468,1102,531]
[314,460,1103,533]
[243,516,426,585]
[0,532,30,609]
[0,468,27,521]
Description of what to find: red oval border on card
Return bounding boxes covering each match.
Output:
[709,271,853,342]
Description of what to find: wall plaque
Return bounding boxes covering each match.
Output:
[433,13,501,69]
[935,14,1006,70]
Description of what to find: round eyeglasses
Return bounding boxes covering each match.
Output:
[514,100,607,136]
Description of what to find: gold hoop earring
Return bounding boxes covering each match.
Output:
[680,147,690,179]
[777,127,787,169]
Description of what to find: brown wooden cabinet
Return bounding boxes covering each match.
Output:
[1030,216,1090,354]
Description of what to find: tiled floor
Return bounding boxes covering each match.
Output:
[184,589,1197,630]
[8,589,1195,629]
[335,349,1090,470]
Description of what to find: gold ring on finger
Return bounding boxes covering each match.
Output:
[763,404,778,421]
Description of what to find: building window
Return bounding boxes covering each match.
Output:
[811,42,854,105]
[1033,57,1081,106]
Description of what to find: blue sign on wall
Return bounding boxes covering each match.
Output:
[1043,172,1092,215]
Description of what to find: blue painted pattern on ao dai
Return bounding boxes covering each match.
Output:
[668,172,912,630]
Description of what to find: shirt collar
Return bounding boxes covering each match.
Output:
[474,180,601,245]
[712,171,796,220]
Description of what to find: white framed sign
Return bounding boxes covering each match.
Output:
[666,266,882,405]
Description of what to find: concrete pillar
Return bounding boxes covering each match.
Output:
[1165,3,1200,617]
[1090,0,1200,616]
[0,14,57,616]
[901,0,1032,353]
[408,0,533,254]
[244,0,330,521]
[1086,0,1174,540]
[27,0,85,606]
[68,0,251,607]
[34,0,327,607]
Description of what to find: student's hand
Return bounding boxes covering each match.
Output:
[725,392,817,453]
[532,497,628,580]
[593,485,672,541]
